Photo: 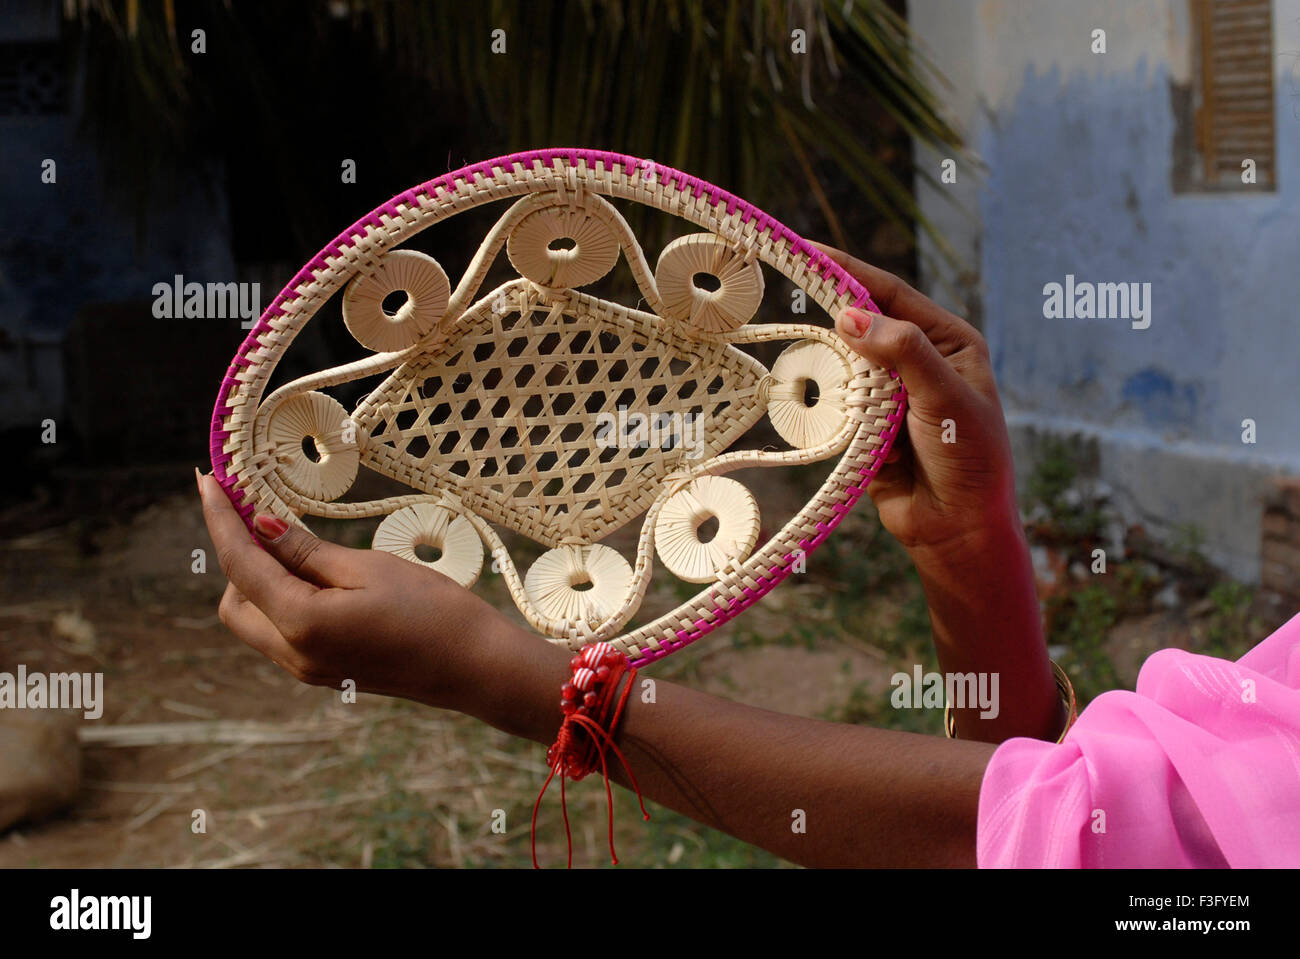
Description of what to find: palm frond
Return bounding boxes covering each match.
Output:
[67,0,968,267]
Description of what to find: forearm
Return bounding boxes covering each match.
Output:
[463,621,994,868]
[908,519,1063,744]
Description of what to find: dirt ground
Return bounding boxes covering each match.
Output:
[0,470,902,869]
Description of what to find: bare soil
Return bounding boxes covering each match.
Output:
[0,475,894,868]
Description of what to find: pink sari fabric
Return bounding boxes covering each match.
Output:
[977,611,1300,867]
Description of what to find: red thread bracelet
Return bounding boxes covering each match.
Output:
[531,642,650,868]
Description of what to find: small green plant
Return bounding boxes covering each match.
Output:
[1025,436,1106,543]
[1048,584,1121,705]
[1114,561,1158,614]
[1027,436,1080,508]
[1200,581,1258,660]
[1168,523,1214,579]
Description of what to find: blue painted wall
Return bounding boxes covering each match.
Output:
[982,57,1298,459]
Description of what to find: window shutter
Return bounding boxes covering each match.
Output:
[1193,0,1276,189]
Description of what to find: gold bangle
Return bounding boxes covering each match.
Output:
[944,660,1077,743]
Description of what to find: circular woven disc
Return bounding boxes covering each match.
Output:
[655,233,764,333]
[506,206,620,288]
[524,544,633,625]
[342,249,450,352]
[767,340,853,448]
[267,390,359,501]
[654,476,761,583]
[372,504,484,587]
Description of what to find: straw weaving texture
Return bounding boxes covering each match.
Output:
[210,149,906,665]
[372,503,484,587]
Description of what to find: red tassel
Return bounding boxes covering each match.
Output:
[532,657,648,868]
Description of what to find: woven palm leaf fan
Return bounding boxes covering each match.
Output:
[209,149,907,666]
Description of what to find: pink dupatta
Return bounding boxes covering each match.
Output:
[977,611,1300,867]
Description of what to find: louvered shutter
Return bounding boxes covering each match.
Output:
[1193,0,1276,189]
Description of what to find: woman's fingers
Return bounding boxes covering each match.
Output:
[249,513,369,590]
[810,241,981,352]
[836,308,972,415]
[198,473,319,627]
[218,583,341,686]
[217,583,301,669]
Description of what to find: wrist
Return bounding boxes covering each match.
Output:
[454,615,571,744]
[914,519,1042,652]
[906,509,1031,581]
[908,518,1056,743]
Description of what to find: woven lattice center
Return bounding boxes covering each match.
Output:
[355,283,768,548]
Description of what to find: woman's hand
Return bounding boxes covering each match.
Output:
[814,243,1019,559]
[816,244,1062,743]
[197,472,557,721]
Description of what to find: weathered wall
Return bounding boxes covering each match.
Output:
[910,0,1300,580]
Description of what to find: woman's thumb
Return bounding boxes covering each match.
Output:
[835,307,956,410]
[251,513,350,587]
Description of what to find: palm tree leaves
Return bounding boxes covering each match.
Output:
[66,0,965,261]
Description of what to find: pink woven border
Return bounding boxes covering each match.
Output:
[635,397,904,666]
[208,147,907,665]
